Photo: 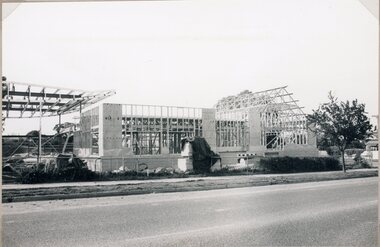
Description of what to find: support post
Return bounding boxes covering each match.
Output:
[38,101,42,164]
[122,155,125,171]
[58,114,61,133]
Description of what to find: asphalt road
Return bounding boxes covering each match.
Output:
[3,177,378,247]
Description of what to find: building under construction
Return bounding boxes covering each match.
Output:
[74,86,318,172]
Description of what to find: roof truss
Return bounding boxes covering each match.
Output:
[2,81,115,118]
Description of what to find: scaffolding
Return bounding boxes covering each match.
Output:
[215,86,308,150]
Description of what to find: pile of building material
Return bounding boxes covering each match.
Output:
[2,153,90,183]
[179,137,220,173]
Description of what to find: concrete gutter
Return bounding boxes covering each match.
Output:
[2,169,377,203]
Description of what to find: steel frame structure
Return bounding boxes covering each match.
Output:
[2,81,115,118]
[2,80,115,162]
[215,86,308,150]
[2,134,75,160]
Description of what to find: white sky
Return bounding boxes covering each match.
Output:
[3,0,378,135]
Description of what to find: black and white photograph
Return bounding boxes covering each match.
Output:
[1,0,378,246]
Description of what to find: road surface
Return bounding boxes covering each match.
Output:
[3,177,378,247]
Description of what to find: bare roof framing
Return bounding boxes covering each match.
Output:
[215,86,309,150]
[2,81,115,118]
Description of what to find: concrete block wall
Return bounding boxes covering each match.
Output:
[86,158,102,172]
[74,106,100,155]
[98,154,181,172]
[100,104,123,156]
[281,144,319,157]
[218,151,243,166]
[218,151,262,167]
[75,148,92,157]
[215,146,245,153]
[307,123,317,147]
[248,108,265,155]
[202,108,217,148]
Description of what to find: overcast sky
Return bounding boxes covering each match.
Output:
[3,0,378,135]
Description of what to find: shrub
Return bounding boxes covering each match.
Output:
[20,170,50,184]
[352,156,371,169]
[20,166,98,184]
[346,148,364,157]
[259,156,341,173]
[54,167,98,182]
[210,167,257,176]
[325,146,340,156]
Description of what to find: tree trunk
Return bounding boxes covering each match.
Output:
[341,150,346,173]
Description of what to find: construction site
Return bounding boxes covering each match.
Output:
[2,78,319,175]
[75,86,320,172]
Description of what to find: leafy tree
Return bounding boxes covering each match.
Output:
[307,92,373,172]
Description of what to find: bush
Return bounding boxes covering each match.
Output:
[96,169,192,181]
[210,167,257,176]
[346,148,364,157]
[325,146,340,156]
[259,156,341,173]
[20,166,98,184]
[54,167,98,182]
[19,170,50,184]
[352,156,371,169]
